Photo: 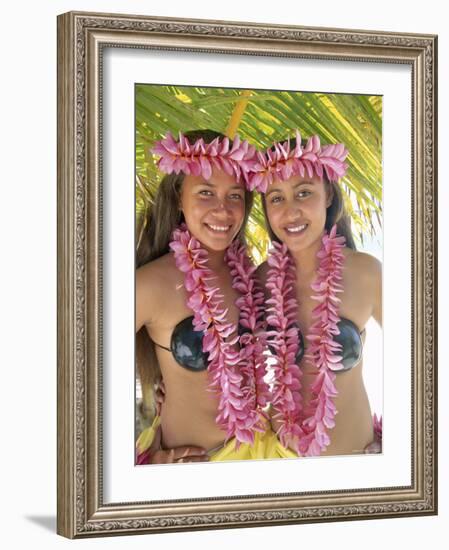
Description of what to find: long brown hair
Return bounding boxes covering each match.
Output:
[136,129,254,421]
[261,137,356,250]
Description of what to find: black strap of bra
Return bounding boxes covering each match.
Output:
[148,334,171,353]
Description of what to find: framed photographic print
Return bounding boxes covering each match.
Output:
[57,10,437,538]
[133,82,384,468]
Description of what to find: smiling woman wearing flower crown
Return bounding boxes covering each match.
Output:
[252,130,383,457]
[135,129,281,464]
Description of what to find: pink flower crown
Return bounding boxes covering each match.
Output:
[151,129,349,194]
[247,129,349,193]
[151,131,259,190]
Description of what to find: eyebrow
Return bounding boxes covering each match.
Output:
[194,181,244,191]
[266,180,314,197]
[265,187,283,197]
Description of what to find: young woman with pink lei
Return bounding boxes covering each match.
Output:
[250,130,382,457]
[135,129,280,464]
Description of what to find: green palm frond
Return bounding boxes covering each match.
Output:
[136,85,382,260]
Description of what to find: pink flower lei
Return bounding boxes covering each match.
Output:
[247,129,349,193]
[169,224,269,447]
[266,225,346,456]
[152,131,262,191]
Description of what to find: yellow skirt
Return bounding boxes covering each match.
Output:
[136,415,298,462]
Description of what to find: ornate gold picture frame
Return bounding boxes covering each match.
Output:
[57,10,437,538]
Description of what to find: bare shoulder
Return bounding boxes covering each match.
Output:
[344,249,382,299]
[136,253,181,329]
[137,252,178,287]
[344,249,382,279]
[344,249,382,324]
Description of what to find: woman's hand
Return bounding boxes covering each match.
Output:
[363,433,382,454]
[154,379,166,416]
[141,417,209,464]
[149,446,210,464]
[364,414,382,454]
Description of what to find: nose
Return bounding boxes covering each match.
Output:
[285,200,302,220]
[211,198,231,217]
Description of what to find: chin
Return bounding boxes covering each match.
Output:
[193,232,234,252]
[202,239,232,252]
[274,228,319,253]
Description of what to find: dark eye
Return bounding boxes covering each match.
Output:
[297,190,311,198]
[229,193,244,201]
[199,189,213,197]
[270,195,283,204]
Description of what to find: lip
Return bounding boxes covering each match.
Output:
[284,223,308,235]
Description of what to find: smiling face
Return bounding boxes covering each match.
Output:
[180,169,246,252]
[264,174,332,254]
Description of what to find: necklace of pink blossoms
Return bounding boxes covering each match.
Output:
[266,225,347,457]
[251,130,350,456]
[169,224,271,448]
[259,130,383,456]
[152,131,270,447]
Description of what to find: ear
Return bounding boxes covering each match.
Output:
[325,182,334,208]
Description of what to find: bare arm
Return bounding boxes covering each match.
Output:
[369,256,383,327]
[135,259,209,463]
[348,250,383,328]
[363,254,383,453]
[136,262,158,333]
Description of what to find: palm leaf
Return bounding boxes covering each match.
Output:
[136,85,382,258]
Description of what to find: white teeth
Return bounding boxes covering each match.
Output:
[286,224,307,233]
[207,224,230,232]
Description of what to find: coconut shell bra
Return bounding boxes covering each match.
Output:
[287,318,364,372]
[150,315,364,373]
[150,316,249,372]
